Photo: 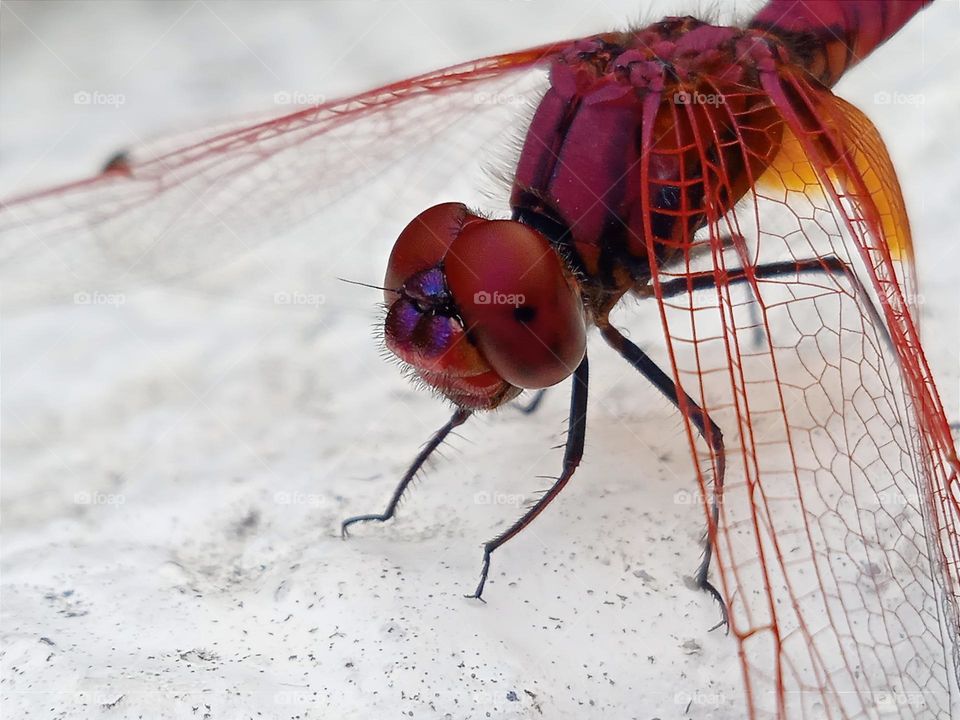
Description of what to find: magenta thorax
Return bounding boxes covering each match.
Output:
[509,19,772,293]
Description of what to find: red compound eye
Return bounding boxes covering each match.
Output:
[445,220,586,389]
[382,204,584,407]
[384,202,480,303]
[383,203,515,410]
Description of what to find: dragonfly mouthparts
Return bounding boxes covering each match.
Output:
[396,267,457,317]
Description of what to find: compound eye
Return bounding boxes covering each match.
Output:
[384,203,477,303]
[445,220,586,389]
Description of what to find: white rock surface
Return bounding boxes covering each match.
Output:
[1,2,957,719]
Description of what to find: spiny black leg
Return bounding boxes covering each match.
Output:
[657,255,893,351]
[514,389,547,415]
[664,233,764,346]
[341,407,471,538]
[467,355,589,601]
[630,255,885,630]
[598,323,728,632]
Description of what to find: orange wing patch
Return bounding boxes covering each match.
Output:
[758,92,913,264]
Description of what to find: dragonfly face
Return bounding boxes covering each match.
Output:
[383,202,587,410]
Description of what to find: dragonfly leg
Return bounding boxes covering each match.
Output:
[667,233,767,346]
[656,255,892,351]
[341,407,472,538]
[467,355,589,601]
[598,322,729,632]
[514,389,547,415]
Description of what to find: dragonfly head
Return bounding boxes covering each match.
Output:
[383,202,587,410]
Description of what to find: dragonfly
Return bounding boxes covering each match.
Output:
[1,1,958,718]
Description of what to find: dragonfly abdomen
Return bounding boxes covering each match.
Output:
[750,0,932,87]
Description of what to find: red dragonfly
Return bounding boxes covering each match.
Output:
[1,1,958,717]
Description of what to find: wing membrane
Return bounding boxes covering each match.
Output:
[0,43,565,307]
[640,69,959,718]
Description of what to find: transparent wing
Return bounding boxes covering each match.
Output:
[639,71,960,718]
[0,42,567,308]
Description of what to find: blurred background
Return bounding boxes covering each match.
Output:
[2,2,958,718]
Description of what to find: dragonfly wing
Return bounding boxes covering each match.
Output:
[768,71,960,699]
[0,43,567,307]
[639,72,959,718]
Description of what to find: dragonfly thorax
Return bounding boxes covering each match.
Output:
[510,20,784,314]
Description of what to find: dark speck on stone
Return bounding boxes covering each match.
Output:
[506,691,519,702]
